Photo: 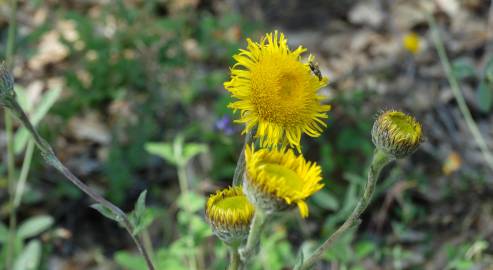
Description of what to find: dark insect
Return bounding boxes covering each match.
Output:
[309,61,322,81]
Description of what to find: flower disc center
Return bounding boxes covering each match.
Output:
[215,195,250,210]
[388,113,421,140]
[262,163,303,191]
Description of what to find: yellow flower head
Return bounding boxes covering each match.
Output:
[403,32,421,54]
[372,110,422,158]
[244,145,324,218]
[205,186,254,245]
[224,31,331,151]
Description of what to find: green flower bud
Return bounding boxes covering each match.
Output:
[205,186,254,247]
[0,62,16,108]
[372,110,423,158]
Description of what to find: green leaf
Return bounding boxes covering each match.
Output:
[182,143,207,163]
[451,58,476,80]
[355,240,376,259]
[14,87,62,153]
[15,85,29,111]
[129,190,157,235]
[115,251,147,270]
[311,190,339,210]
[17,215,54,240]
[476,80,492,112]
[0,221,8,242]
[177,192,205,213]
[484,57,493,82]
[131,208,156,236]
[294,250,304,269]
[135,190,147,216]
[91,204,123,223]
[145,143,177,165]
[13,240,42,270]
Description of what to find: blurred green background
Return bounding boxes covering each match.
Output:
[1,0,493,269]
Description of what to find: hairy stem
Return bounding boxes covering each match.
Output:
[239,208,268,264]
[295,149,392,270]
[233,131,253,186]
[3,99,156,270]
[228,246,241,270]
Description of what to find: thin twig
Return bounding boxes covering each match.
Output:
[2,91,156,270]
[294,149,393,270]
[428,14,493,172]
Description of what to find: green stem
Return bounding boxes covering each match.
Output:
[232,131,253,186]
[5,1,18,269]
[176,163,199,270]
[5,111,16,270]
[177,165,189,194]
[428,14,493,171]
[295,149,393,270]
[228,246,241,270]
[2,98,156,270]
[239,208,268,264]
[142,229,155,261]
[13,139,35,207]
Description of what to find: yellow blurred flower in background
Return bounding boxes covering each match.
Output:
[403,32,421,54]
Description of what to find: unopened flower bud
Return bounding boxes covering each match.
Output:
[372,110,422,158]
[0,62,16,107]
[205,186,254,246]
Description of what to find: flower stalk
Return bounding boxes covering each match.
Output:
[228,246,241,270]
[232,131,253,186]
[0,71,156,270]
[239,208,268,263]
[4,1,18,269]
[294,149,393,270]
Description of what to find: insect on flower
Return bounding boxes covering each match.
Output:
[309,60,322,81]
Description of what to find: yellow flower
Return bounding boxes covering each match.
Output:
[244,145,324,218]
[372,110,422,158]
[403,32,421,54]
[224,31,331,151]
[205,186,255,245]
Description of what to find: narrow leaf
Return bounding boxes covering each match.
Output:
[182,143,207,164]
[134,190,148,217]
[14,87,62,153]
[13,240,42,270]
[0,221,8,242]
[17,215,54,240]
[145,143,177,165]
[91,204,122,223]
[476,80,493,112]
[452,58,476,80]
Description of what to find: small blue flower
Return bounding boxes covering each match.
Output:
[215,115,235,135]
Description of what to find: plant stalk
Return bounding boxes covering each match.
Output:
[2,98,156,270]
[428,14,493,171]
[232,131,253,186]
[295,149,392,270]
[13,139,35,207]
[5,0,18,269]
[228,246,241,270]
[239,208,268,264]
[177,164,189,194]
